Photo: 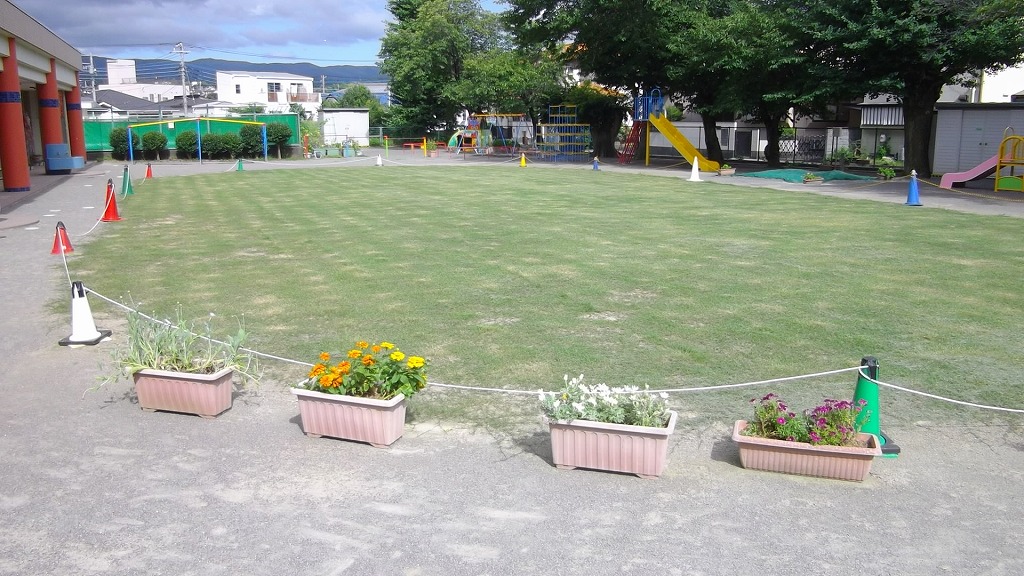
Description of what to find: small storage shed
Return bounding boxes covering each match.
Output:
[933,102,1024,175]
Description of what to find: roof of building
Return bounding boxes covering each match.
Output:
[217,71,314,81]
[93,89,157,111]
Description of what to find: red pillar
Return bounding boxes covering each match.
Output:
[0,38,31,192]
[38,59,64,161]
[67,72,86,158]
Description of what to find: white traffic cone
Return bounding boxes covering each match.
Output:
[59,281,112,347]
[688,156,703,182]
[376,154,383,167]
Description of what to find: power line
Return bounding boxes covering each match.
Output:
[189,44,378,64]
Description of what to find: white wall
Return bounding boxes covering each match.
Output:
[321,109,370,145]
[97,82,183,102]
[216,71,316,114]
[981,66,1024,102]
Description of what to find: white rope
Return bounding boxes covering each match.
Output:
[653,366,863,393]
[80,283,872,392]
[858,369,1024,414]
[83,286,310,366]
[427,382,541,396]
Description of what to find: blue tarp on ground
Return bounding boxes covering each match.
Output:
[744,169,876,183]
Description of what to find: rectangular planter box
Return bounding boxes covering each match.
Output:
[133,367,234,418]
[548,411,677,478]
[732,420,881,482]
[292,388,407,447]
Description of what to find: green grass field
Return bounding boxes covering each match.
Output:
[73,165,1024,427]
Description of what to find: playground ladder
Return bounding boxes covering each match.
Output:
[618,121,645,164]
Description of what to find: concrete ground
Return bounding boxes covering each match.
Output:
[1,154,1022,575]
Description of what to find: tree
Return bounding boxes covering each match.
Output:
[379,0,504,133]
[565,83,628,158]
[266,122,293,159]
[789,0,1024,176]
[338,85,377,107]
[230,104,266,116]
[239,124,265,158]
[451,47,566,136]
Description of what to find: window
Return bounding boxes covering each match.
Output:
[267,82,282,93]
[235,84,241,94]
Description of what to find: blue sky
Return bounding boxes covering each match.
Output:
[16,0,503,66]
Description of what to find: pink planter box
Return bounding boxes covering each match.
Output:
[548,411,677,478]
[732,420,881,482]
[133,367,234,418]
[292,388,407,447]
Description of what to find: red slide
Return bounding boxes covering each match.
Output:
[939,155,1001,189]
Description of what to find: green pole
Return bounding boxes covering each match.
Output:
[853,356,900,457]
[121,165,134,196]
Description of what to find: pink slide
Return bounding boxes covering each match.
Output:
[939,155,1001,188]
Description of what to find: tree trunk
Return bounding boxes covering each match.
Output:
[701,115,724,164]
[902,81,944,177]
[759,112,784,167]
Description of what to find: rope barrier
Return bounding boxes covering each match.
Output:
[857,369,1024,414]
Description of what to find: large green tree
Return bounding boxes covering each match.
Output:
[789,0,1024,176]
[379,0,506,133]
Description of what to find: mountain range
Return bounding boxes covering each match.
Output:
[83,55,387,88]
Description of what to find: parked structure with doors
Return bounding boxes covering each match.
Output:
[0,0,85,192]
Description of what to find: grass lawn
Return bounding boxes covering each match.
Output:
[72,165,1024,428]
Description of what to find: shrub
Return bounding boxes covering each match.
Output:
[200,133,239,160]
[266,122,293,159]
[141,131,168,160]
[239,124,265,158]
[175,130,198,159]
[109,127,143,161]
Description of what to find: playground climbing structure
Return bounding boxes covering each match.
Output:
[537,105,592,162]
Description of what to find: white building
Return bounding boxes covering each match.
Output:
[98,59,184,104]
[321,108,370,146]
[979,65,1024,103]
[216,71,318,116]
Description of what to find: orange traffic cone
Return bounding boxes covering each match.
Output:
[145,163,153,179]
[100,178,122,222]
[51,221,73,255]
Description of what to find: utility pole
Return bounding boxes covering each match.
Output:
[321,75,326,94]
[174,42,189,115]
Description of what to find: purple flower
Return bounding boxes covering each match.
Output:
[777,417,786,424]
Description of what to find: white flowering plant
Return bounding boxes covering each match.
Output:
[539,374,672,428]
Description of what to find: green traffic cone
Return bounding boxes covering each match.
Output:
[237,159,244,171]
[853,356,900,457]
[121,165,134,196]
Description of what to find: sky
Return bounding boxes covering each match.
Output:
[14,0,458,66]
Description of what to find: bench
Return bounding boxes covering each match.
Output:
[45,143,85,175]
[402,142,423,150]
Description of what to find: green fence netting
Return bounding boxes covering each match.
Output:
[84,114,301,152]
[743,169,876,183]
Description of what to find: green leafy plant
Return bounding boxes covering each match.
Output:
[102,306,260,387]
[109,127,143,161]
[803,171,823,182]
[266,122,293,159]
[741,393,869,446]
[141,131,168,160]
[539,374,671,428]
[298,340,428,400]
[175,130,198,159]
[878,166,896,179]
[720,164,732,170]
[238,124,265,158]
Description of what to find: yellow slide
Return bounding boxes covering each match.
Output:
[648,113,720,172]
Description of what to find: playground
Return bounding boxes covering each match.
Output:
[1,157,1022,574]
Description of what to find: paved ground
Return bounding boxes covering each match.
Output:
[1,154,1022,575]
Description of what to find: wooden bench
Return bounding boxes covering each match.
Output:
[45,143,85,174]
[402,142,423,150]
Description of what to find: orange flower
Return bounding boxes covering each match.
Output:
[308,363,327,378]
[337,360,351,374]
[361,354,375,366]
[372,345,382,353]
[319,352,331,362]
[347,349,362,359]
[356,341,369,349]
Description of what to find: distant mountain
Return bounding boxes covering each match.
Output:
[82,55,386,87]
